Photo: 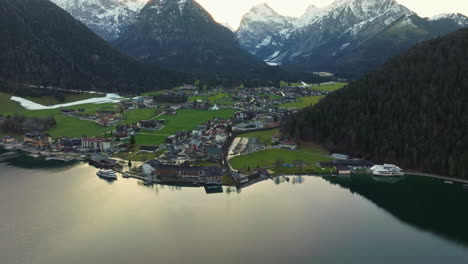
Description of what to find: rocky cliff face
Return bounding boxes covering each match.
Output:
[50,0,146,41]
[237,0,468,76]
[113,0,264,73]
[236,3,296,64]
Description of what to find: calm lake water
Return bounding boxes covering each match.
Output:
[1,151,468,264]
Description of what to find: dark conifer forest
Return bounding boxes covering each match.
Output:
[282,29,468,178]
[0,0,183,93]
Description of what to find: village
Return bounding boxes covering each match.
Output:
[0,82,360,189]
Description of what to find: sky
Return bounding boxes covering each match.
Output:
[193,0,468,29]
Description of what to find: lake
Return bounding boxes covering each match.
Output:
[1,152,468,264]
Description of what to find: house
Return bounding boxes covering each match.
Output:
[139,120,161,131]
[211,104,219,111]
[96,110,121,124]
[280,140,297,150]
[142,159,160,176]
[2,136,15,143]
[318,160,374,174]
[23,133,52,149]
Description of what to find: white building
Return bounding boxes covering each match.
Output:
[81,138,112,152]
[142,160,159,176]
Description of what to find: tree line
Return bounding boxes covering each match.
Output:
[282,29,468,179]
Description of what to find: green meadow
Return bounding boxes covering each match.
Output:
[279,95,326,109]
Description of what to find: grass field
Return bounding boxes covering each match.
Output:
[229,148,331,172]
[46,115,113,138]
[135,134,167,145]
[121,109,158,124]
[0,93,118,138]
[279,95,325,109]
[157,109,235,135]
[310,82,347,91]
[238,129,278,146]
[24,93,104,106]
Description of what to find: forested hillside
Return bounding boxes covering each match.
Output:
[0,0,182,93]
[282,29,468,178]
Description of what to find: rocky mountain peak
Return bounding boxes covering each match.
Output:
[430,13,468,26]
[50,0,147,41]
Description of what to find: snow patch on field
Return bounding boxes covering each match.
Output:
[10,94,123,111]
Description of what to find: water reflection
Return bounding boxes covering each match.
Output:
[324,174,468,247]
[0,148,78,169]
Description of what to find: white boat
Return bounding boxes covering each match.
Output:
[370,164,405,176]
[96,170,117,180]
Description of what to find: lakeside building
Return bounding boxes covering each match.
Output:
[23,133,52,149]
[142,159,160,176]
[89,156,119,169]
[145,162,223,185]
[319,160,374,174]
[81,138,112,152]
[2,136,15,143]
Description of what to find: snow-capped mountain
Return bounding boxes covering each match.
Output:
[237,0,468,75]
[274,0,415,63]
[430,13,468,26]
[113,0,264,73]
[50,0,147,41]
[236,3,296,62]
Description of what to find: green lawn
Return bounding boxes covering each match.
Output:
[135,134,167,145]
[310,82,347,91]
[238,129,278,146]
[229,148,331,172]
[24,93,104,106]
[128,151,160,162]
[157,109,235,135]
[0,93,118,138]
[279,95,326,109]
[0,92,27,113]
[0,93,234,141]
[121,109,157,124]
[46,115,113,138]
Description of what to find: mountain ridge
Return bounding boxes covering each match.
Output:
[113,0,265,74]
[0,0,182,94]
[281,28,468,178]
[236,0,468,76]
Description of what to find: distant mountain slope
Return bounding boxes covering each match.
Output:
[237,0,468,76]
[51,0,146,41]
[302,14,468,76]
[282,29,468,178]
[113,0,265,74]
[236,3,296,63]
[0,0,181,93]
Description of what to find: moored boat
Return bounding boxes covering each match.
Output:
[96,170,117,180]
[369,164,405,176]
